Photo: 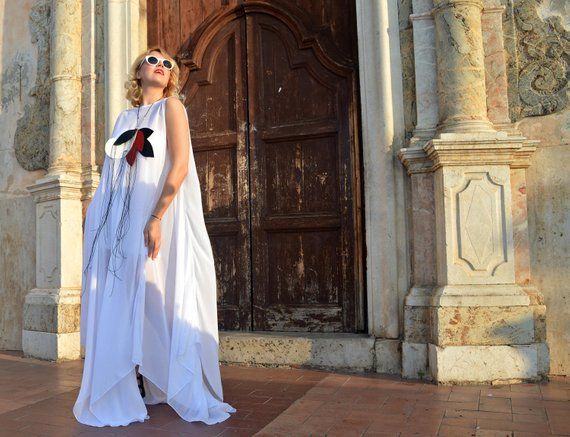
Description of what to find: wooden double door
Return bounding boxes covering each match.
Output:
[148,0,364,332]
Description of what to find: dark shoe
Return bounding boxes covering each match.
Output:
[136,372,146,398]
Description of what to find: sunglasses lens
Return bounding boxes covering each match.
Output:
[147,56,159,65]
[163,60,173,70]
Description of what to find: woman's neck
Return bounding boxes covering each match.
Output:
[140,89,165,106]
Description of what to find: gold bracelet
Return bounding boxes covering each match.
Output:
[150,214,161,221]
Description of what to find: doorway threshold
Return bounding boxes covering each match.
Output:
[219,331,399,373]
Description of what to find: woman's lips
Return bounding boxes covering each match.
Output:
[155,70,164,75]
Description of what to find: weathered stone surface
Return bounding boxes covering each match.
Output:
[402,342,429,380]
[404,305,430,343]
[411,9,438,135]
[502,0,569,120]
[410,173,436,286]
[431,306,534,346]
[12,0,51,171]
[374,339,401,374]
[511,168,532,285]
[0,196,38,350]
[22,330,80,362]
[429,344,539,383]
[537,342,550,376]
[23,289,80,334]
[433,0,493,132]
[398,0,416,139]
[523,114,570,375]
[482,2,511,125]
[219,332,376,372]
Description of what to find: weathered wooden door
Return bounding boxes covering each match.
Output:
[148,0,363,332]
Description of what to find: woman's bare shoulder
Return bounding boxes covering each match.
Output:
[164,96,185,112]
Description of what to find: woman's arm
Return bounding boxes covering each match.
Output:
[144,96,190,259]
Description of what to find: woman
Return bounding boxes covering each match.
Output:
[73,46,236,427]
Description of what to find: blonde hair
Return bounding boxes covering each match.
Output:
[125,46,181,107]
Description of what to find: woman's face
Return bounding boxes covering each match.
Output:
[137,51,171,89]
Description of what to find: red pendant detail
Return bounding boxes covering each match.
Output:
[126,129,146,166]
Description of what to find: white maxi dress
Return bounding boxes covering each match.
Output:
[73,97,236,427]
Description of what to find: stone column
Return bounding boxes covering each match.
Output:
[433,0,495,134]
[411,0,439,141]
[105,0,145,137]
[423,0,546,382]
[23,0,83,360]
[481,0,511,127]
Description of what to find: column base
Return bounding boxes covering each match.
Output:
[22,330,80,361]
[428,343,549,384]
[22,288,80,361]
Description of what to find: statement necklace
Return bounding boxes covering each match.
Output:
[104,98,160,165]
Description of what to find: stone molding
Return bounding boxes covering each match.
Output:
[27,173,83,203]
[399,136,539,174]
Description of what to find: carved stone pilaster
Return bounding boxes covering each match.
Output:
[23,0,83,361]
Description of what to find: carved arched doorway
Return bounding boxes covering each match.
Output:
[147,1,364,333]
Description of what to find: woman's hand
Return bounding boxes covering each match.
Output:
[144,217,161,259]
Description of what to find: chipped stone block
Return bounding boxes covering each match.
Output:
[429,344,539,383]
[402,342,428,380]
[375,339,401,374]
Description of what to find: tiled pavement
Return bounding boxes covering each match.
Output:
[0,351,568,436]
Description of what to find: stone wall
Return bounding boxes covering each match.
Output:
[523,109,569,375]
[510,0,569,376]
[0,0,49,349]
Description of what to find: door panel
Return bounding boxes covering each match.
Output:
[147,0,363,333]
[245,11,356,331]
[181,17,251,330]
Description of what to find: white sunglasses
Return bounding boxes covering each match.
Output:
[139,55,174,70]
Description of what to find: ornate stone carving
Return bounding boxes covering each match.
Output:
[502,0,569,119]
[13,0,51,171]
[455,172,507,274]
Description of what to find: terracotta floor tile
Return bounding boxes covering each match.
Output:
[430,400,480,411]
[438,424,478,436]
[479,398,512,414]
[477,418,550,434]
[511,413,547,424]
[362,432,400,437]
[366,414,410,433]
[445,409,513,422]
[511,405,546,416]
[474,431,513,437]
[441,417,477,429]
[547,414,570,435]
[449,392,481,403]
[0,352,568,436]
